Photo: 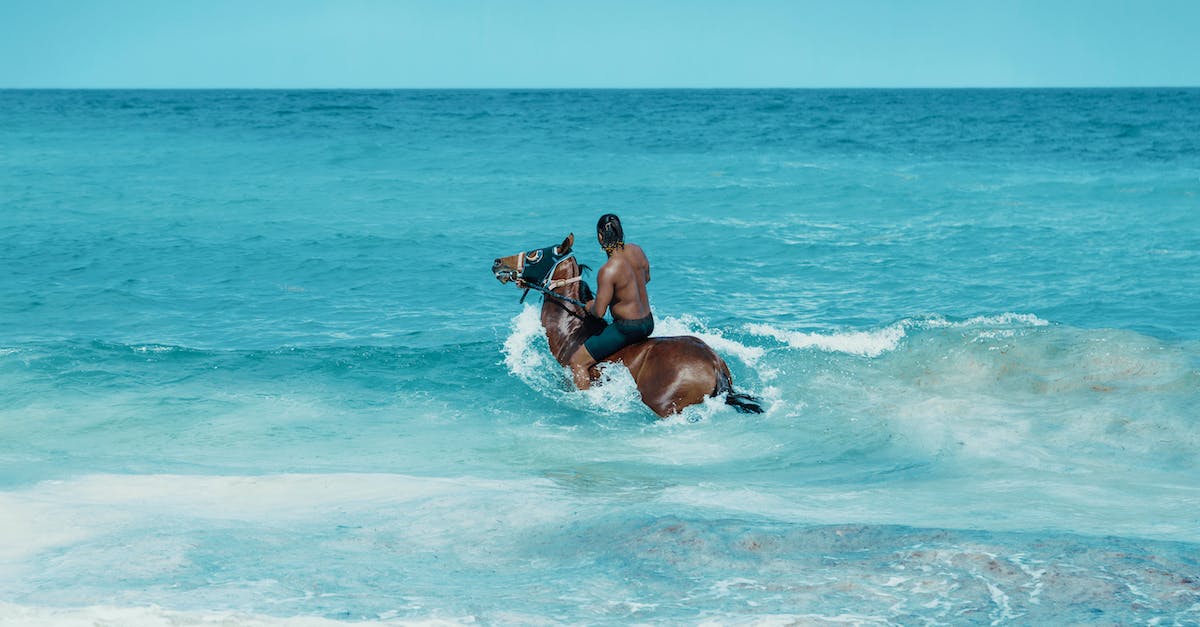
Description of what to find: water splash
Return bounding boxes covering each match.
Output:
[501,306,777,416]
[500,304,552,390]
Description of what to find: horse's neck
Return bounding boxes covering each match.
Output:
[541,261,589,365]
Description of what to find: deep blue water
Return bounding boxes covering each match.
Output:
[1,89,1199,624]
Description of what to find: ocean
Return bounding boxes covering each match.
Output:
[1,89,1198,625]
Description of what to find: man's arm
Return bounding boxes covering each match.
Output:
[587,265,615,319]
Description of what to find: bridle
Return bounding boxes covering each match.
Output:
[508,247,593,318]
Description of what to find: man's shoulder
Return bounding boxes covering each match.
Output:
[598,255,632,280]
[597,259,620,278]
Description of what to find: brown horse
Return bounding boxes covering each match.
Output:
[492,233,763,418]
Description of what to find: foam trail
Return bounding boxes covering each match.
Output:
[653,313,766,367]
[746,312,1051,357]
[130,344,181,354]
[746,322,907,357]
[921,312,1050,329]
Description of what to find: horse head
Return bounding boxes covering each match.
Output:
[491,233,576,286]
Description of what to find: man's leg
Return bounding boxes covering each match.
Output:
[569,345,595,390]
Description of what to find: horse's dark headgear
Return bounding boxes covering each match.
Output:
[515,243,574,287]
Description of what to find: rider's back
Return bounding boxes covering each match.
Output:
[605,243,651,321]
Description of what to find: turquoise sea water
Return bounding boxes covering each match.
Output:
[2,89,1199,624]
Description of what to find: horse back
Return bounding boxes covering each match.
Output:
[608,335,730,416]
[594,335,724,383]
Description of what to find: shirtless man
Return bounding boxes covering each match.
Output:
[569,214,654,390]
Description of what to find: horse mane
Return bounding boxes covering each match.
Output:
[567,263,606,335]
[576,263,596,304]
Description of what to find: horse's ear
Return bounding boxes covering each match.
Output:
[558,233,574,255]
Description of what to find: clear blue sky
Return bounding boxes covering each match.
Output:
[2,0,1197,88]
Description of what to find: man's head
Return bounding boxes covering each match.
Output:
[597,213,624,254]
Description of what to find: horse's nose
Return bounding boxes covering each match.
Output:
[491,258,502,272]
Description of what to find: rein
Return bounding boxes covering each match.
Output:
[522,278,589,312]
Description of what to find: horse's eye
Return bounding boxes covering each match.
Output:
[526,250,543,263]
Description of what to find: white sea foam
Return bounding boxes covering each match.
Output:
[579,361,646,414]
[502,305,645,413]
[698,614,892,626]
[653,313,766,367]
[0,601,464,626]
[0,495,97,562]
[0,473,562,563]
[781,161,834,170]
[501,304,554,387]
[658,475,1200,543]
[131,344,179,354]
[746,321,908,357]
[746,312,1051,357]
[661,392,733,425]
[921,312,1050,329]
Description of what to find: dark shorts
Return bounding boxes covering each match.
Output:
[583,314,654,362]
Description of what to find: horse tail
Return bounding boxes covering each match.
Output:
[713,361,765,414]
[726,390,765,414]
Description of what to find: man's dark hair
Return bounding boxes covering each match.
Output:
[597,213,624,252]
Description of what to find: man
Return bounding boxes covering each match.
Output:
[569,214,654,390]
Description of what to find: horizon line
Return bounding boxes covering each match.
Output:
[3,85,1199,91]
